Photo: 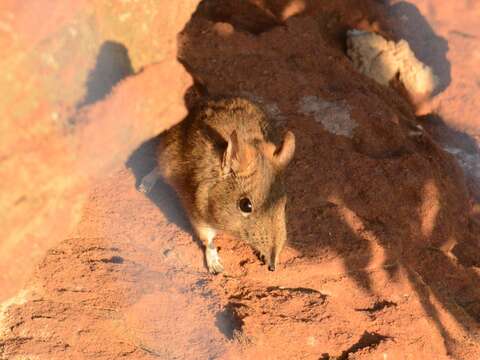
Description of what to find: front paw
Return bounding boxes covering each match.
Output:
[138,168,159,194]
[139,177,156,194]
[206,248,224,274]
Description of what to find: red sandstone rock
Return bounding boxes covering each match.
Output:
[0,0,199,300]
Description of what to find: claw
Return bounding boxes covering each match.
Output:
[138,167,160,194]
[206,247,224,274]
[138,181,153,194]
[208,259,225,274]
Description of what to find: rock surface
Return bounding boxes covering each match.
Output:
[0,0,199,300]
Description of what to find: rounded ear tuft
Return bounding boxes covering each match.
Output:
[274,131,295,168]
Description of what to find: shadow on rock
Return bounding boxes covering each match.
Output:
[76,40,134,109]
[126,134,191,233]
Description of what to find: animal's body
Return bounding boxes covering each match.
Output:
[140,97,295,273]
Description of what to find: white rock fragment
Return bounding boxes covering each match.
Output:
[346,30,438,99]
[299,96,357,138]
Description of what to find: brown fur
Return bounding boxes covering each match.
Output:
[157,97,295,272]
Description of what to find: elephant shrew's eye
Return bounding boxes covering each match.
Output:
[238,197,253,214]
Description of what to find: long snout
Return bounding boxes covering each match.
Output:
[268,245,279,271]
[267,201,288,271]
[268,262,276,271]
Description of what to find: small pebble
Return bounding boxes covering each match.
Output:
[213,22,234,36]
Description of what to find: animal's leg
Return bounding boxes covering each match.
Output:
[194,222,224,274]
[139,166,160,194]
